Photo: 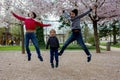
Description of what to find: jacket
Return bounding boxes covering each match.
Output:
[46,36,59,49]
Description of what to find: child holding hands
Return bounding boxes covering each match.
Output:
[46,29,60,68]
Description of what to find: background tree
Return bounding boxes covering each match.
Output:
[10,24,21,45]
[110,20,119,44]
[99,20,119,44]
[81,22,91,43]
[79,0,120,53]
[36,26,45,48]
[59,16,70,29]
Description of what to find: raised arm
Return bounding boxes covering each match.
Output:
[73,9,92,20]
[11,11,26,21]
[35,21,51,27]
[73,4,97,20]
[62,10,71,20]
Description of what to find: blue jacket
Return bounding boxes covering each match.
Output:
[46,36,59,49]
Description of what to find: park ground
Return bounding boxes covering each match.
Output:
[0,49,120,80]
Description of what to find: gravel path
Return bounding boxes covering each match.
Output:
[0,50,120,80]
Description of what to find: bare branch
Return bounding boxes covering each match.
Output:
[96,16,101,21]
[89,14,94,21]
[17,0,31,11]
[99,0,105,8]
[69,1,78,7]
[89,0,93,2]
[81,0,88,8]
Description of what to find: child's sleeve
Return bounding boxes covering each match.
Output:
[46,38,50,49]
[62,10,71,20]
[35,21,51,27]
[73,9,92,20]
[11,12,26,21]
[56,37,60,48]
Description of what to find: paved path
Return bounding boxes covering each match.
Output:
[0,50,120,80]
[100,45,120,52]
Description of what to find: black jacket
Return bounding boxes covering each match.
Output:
[46,36,59,49]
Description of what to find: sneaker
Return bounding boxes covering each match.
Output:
[58,52,62,56]
[28,54,31,61]
[38,56,43,62]
[51,63,54,68]
[56,62,59,68]
[87,55,92,62]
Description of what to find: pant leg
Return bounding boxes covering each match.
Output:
[50,49,54,63]
[59,33,75,54]
[54,48,59,63]
[25,33,31,56]
[76,32,91,56]
[30,33,42,57]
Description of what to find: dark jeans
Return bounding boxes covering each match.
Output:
[25,32,41,57]
[60,31,91,56]
[50,48,59,64]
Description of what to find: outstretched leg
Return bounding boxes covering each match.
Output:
[59,33,75,56]
[76,32,91,62]
[50,49,54,68]
[25,33,31,61]
[54,49,59,68]
[31,33,43,61]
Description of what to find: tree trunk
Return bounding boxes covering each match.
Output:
[20,23,25,54]
[113,25,117,44]
[93,21,101,53]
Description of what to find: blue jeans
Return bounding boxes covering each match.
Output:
[50,48,59,64]
[25,32,41,57]
[60,31,91,56]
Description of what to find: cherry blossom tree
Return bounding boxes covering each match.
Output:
[79,0,120,53]
[57,0,119,53]
[0,0,28,53]
[49,0,120,53]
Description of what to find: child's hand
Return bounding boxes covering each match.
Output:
[11,11,14,14]
[48,24,51,26]
[46,24,51,27]
[63,10,65,13]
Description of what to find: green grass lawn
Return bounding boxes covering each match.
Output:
[100,42,120,48]
[0,44,96,51]
[111,43,120,48]
[0,46,21,51]
[60,44,96,50]
[0,46,36,51]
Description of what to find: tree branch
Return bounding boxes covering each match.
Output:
[96,0,98,2]
[89,14,94,21]
[81,0,88,8]
[70,0,78,7]
[99,0,106,8]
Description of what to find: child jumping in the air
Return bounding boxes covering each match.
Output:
[11,11,51,61]
[59,5,97,62]
[46,29,60,68]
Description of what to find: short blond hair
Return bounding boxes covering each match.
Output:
[50,29,56,33]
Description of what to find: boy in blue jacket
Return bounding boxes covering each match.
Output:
[46,29,60,68]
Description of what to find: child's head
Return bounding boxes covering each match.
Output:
[28,12,37,18]
[50,29,56,37]
[70,9,78,18]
